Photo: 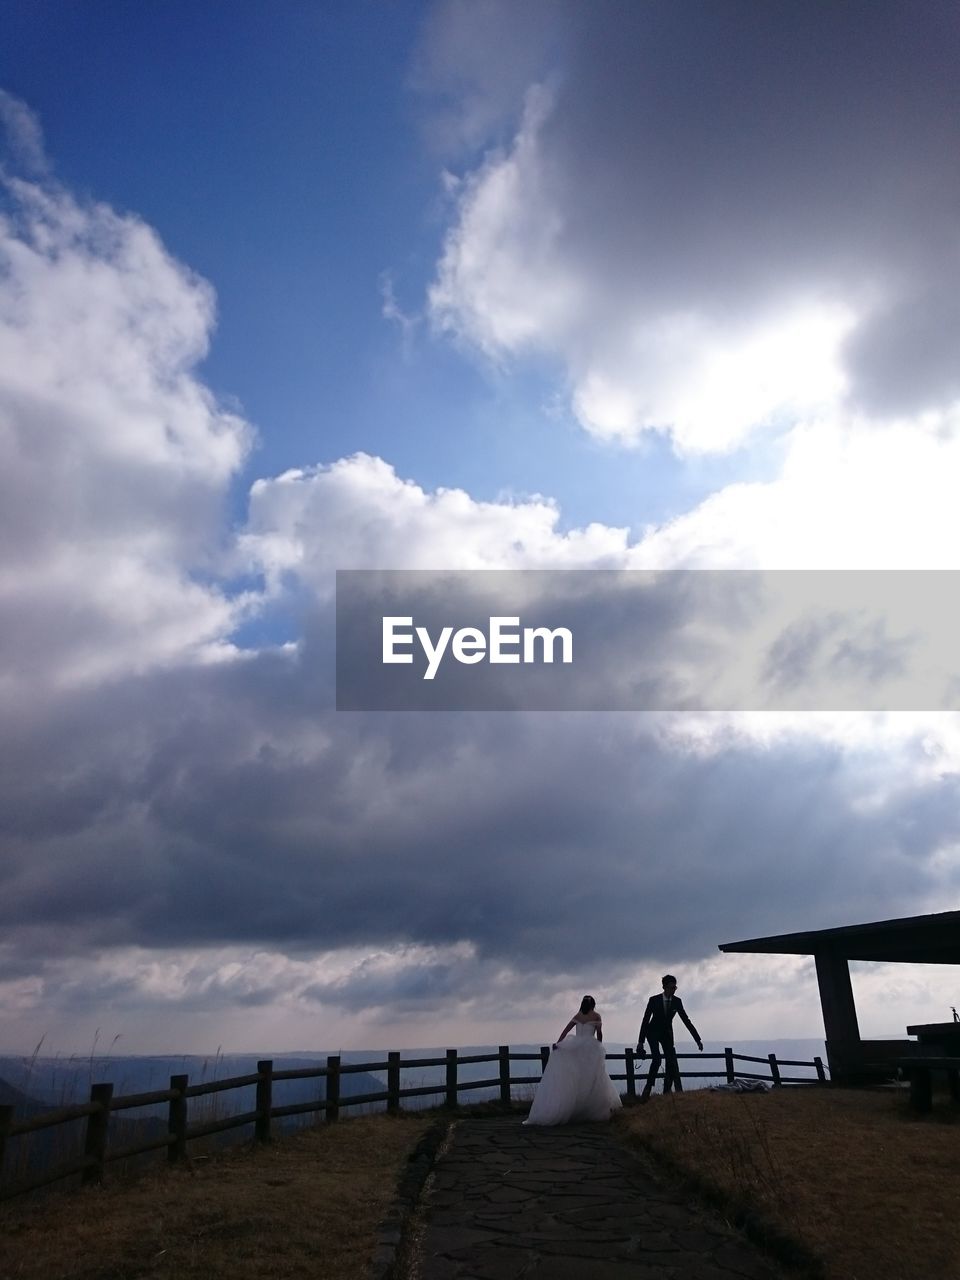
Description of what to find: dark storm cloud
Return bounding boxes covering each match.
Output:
[547,4,957,301]
[336,570,960,712]
[412,0,571,154]
[303,955,471,1013]
[761,611,912,697]
[423,0,960,424]
[4,605,959,990]
[4,34,960,1042]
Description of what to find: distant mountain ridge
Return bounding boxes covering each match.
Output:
[0,1054,386,1119]
[0,1038,830,1118]
[0,1075,48,1116]
[0,1054,388,1189]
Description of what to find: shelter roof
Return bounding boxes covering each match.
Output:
[718,910,960,964]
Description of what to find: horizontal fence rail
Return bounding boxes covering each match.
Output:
[0,1045,827,1202]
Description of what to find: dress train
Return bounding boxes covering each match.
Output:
[524,1020,622,1125]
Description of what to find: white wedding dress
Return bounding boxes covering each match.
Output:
[524,1018,623,1125]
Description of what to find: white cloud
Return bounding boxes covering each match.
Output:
[241,451,632,593]
[633,414,960,570]
[2,75,959,1058]
[0,90,48,174]
[429,86,582,358]
[0,172,260,691]
[431,90,855,452]
[570,303,853,453]
[424,4,960,451]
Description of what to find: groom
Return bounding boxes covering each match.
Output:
[636,974,703,1100]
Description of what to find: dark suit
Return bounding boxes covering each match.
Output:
[637,994,701,1095]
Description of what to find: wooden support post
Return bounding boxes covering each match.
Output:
[724,1047,735,1084]
[814,1056,826,1083]
[540,1045,550,1073]
[387,1051,400,1115]
[909,1066,933,1113]
[499,1045,511,1105]
[256,1060,273,1143]
[82,1082,113,1186]
[168,1074,188,1164]
[0,1103,12,1181]
[326,1056,341,1122]
[948,1067,960,1104]
[625,1047,636,1098]
[768,1053,782,1087]
[815,947,861,1084]
[445,1050,458,1109]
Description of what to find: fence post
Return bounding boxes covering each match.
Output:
[540,1045,550,1074]
[724,1047,735,1084]
[445,1050,458,1109]
[0,1103,12,1181]
[499,1046,511,1105]
[81,1082,113,1186]
[625,1047,636,1099]
[814,1056,826,1083]
[768,1053,782,1087]
[256,1060,273,1143]
[909,1066,933,1113]
[326,1056,341,1123]
[386,1051,401,1115]
[168,1074,188,1164]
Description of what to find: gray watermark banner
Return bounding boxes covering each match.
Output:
[335,569,960,711]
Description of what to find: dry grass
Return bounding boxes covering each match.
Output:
[618,1086,960,1280]
[0,1113,431,1280]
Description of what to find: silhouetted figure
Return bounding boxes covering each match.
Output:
[636,974,703,1100]
[524,995,622,1125]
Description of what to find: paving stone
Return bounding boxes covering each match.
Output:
[528,1260,670,1280]
[675,1264,772,1280]
[536,1238,643,1257]
[412,1116,784,1279]
[713,1241,784,1278]
[418,1257,463,1279]
[556,1200,662,1219]
[623,1230,681,1251]
[628,1249,705,1267]
[484,1185,538,1203]
[457,1246,538,1280]
[423,1226,500,1253]
[675,1227,731,1251]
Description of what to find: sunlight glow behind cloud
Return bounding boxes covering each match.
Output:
[3,1,960,1055]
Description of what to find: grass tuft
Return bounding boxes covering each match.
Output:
[618,1085,960,1280]
[0,1113,431,1280]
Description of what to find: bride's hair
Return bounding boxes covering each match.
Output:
[579,995,596,1014]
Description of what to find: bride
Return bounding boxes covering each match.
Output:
[523,995,623,1125]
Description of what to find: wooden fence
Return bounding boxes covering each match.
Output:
[0,1045,826,1202]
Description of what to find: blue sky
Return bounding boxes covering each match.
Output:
[4,0,753,544]
[2,1,960,1055]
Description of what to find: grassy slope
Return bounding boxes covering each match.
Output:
[617,1086,960,1280]
[5,1089,959,1280]
[0,1113,430,1280]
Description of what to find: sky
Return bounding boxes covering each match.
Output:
[2,0,960,1056]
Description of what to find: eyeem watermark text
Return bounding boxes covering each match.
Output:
[382,615,573,680]
[336,569,960,711]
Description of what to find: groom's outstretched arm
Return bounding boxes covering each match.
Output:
[677,1000,703,1049]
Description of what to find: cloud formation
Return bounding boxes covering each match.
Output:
[425,1,960,449]
[3,67,960,1056]
[0,165,258,694]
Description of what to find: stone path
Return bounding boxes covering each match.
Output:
[410,1116,782,1280]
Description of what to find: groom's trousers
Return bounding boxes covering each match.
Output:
[642,1036,683,1095]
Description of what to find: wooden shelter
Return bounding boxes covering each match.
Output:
[718,909,960,1082]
